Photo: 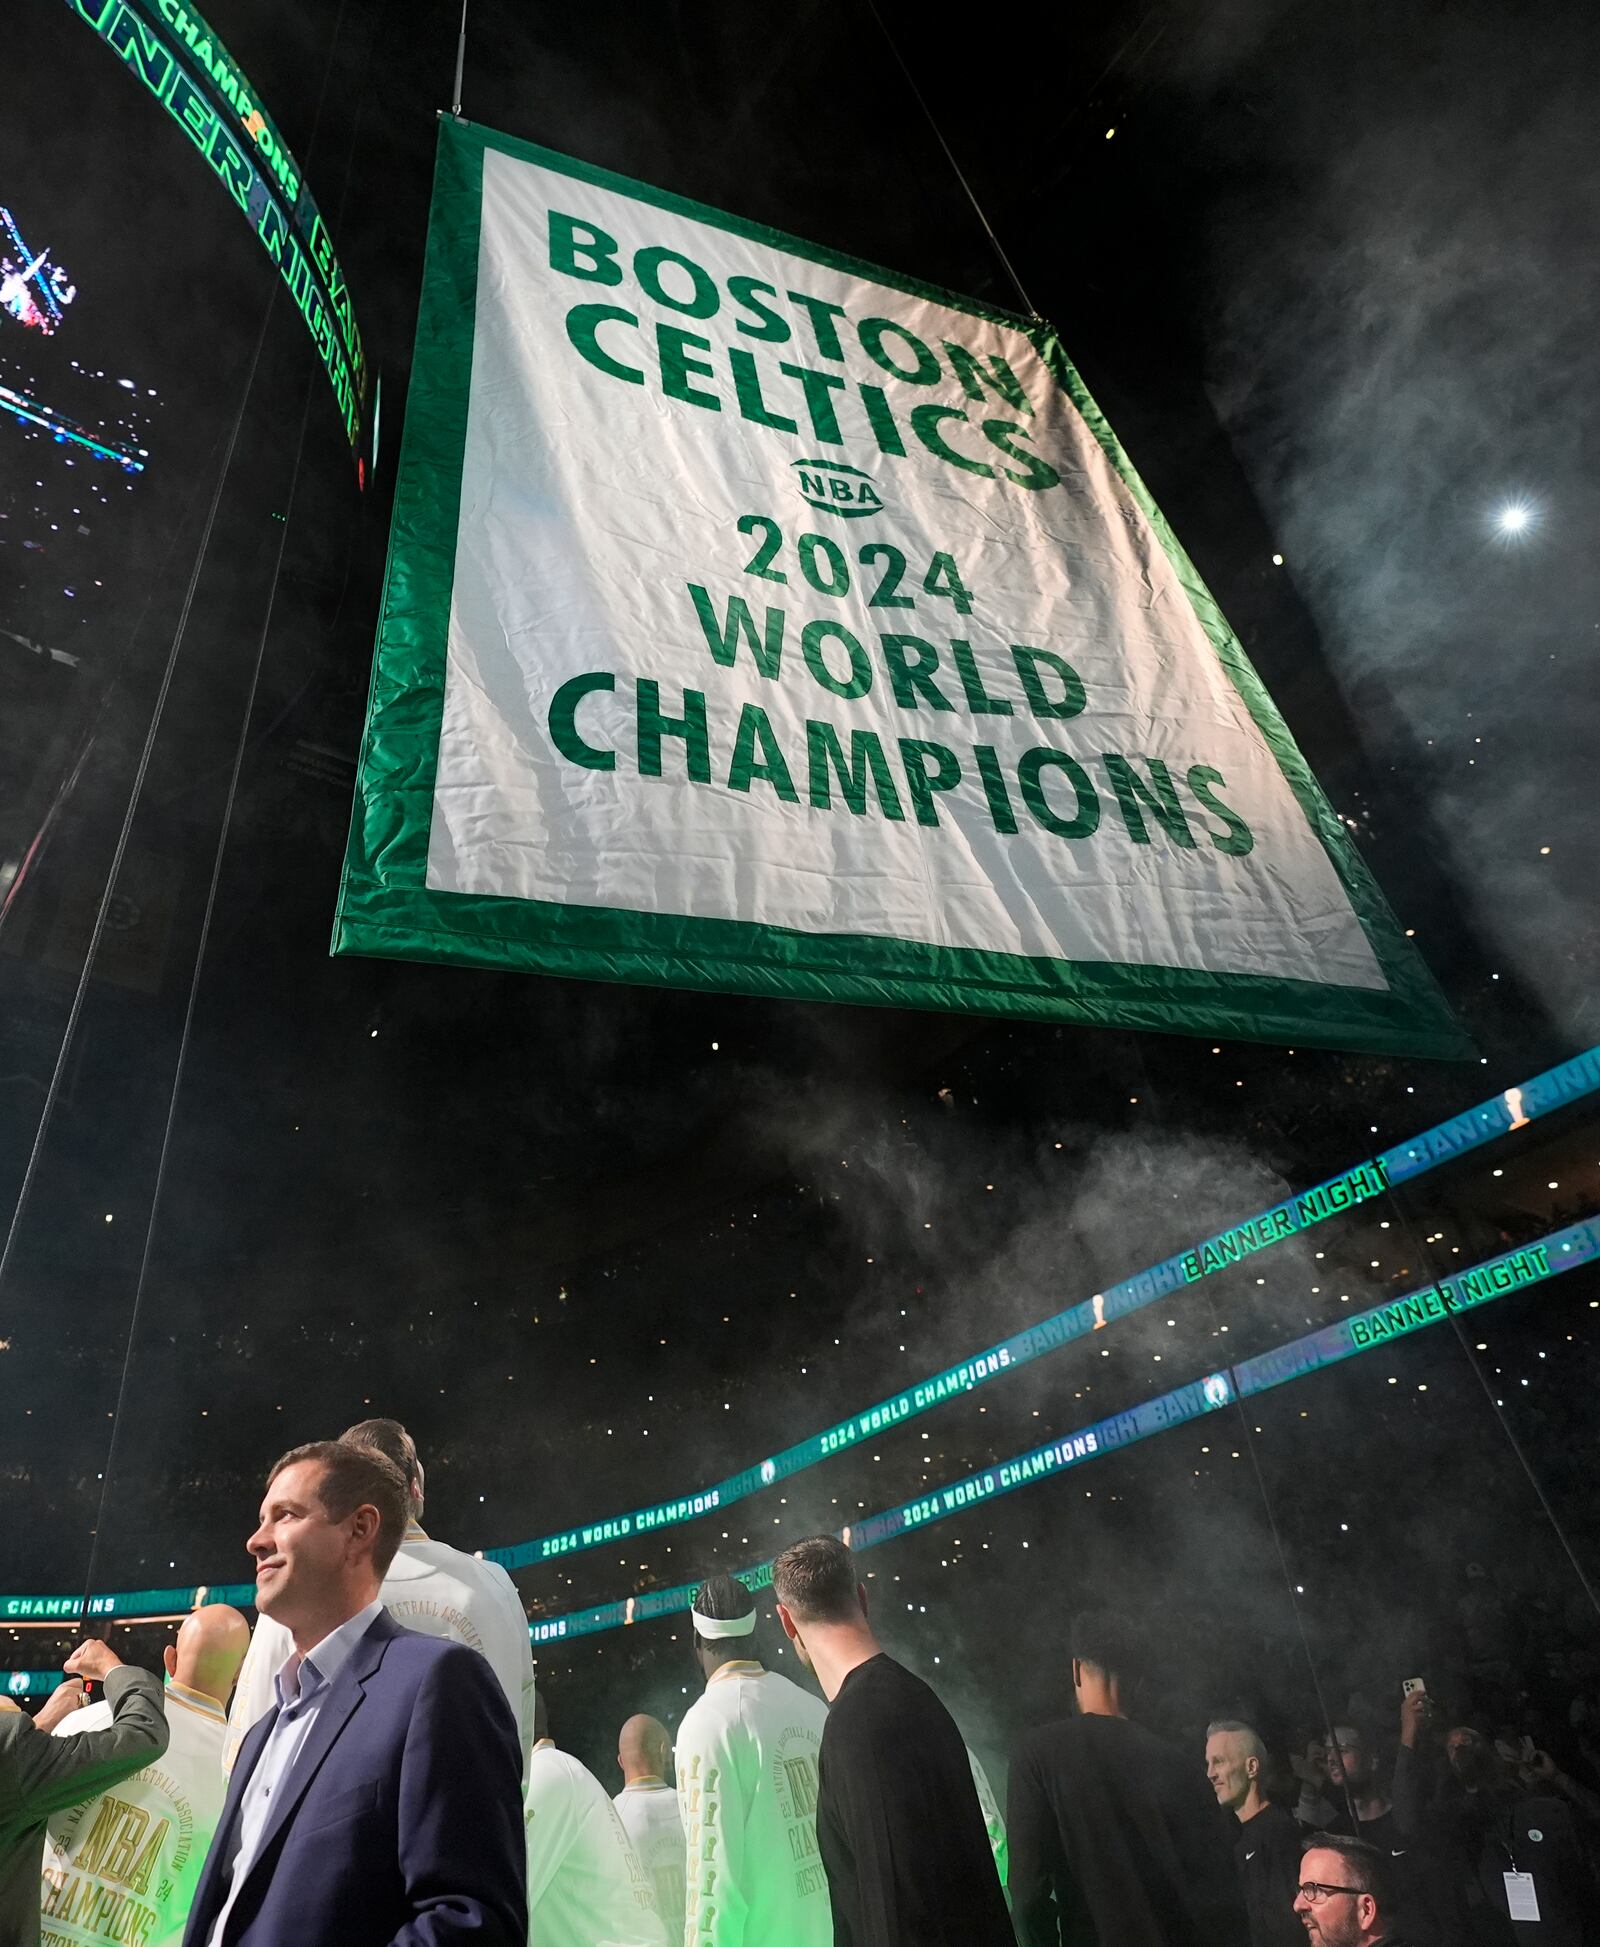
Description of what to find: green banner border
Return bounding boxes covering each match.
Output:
[334,118,1469,1060]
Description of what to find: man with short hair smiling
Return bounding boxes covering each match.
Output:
[182,1440,525,1947]
[1294,1835,1411,1946]
[1206,1719,1303,1947]
[224,1418,535,1781]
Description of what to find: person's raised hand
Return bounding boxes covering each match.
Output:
[63,1639,123,1682]
[33,1678,87,1733]
[1399,1689,1432,1749]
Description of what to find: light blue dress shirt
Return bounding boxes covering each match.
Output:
[206,1596,384,1945]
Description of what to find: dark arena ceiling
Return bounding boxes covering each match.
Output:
[2,0,1597,1782]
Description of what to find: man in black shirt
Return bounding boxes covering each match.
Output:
[1326,1724,1405,1851]
[771,1535,1014,1947]
[1205,1718,1304,1947]
[1323,1721,1449,1947]
[1008,1610,1244,1947]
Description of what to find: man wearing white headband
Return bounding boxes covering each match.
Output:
[675,1573,832,1947]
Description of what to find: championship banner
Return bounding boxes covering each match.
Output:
[334,118,1466,1056]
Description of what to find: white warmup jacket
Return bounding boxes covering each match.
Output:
[675,1661,832,1947]
[613,1781,687,1943]
[526,1744,667,1946]
[43,1681,227,1947]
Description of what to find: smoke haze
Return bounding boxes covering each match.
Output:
[1196,0,1600,1040]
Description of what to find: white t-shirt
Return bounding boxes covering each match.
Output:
[613,1782,686,1944]
[42,1682,227,1947]
[526,1744,667,1946]
[675,1662,832,1947]
[224,1526,536,1776]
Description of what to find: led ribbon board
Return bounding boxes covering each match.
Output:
[335,117,1462,1056]
[1,1047,1595,1623]
[0,1584,255,1626]
[522,1213,1599,1643]
[64,0,369,470]
[0,1206,1583,1680]
[489,1045,1599,1569]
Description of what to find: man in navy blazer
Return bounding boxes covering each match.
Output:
[183,1440,526,1946]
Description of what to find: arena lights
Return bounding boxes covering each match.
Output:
[1,1046,1595,1630]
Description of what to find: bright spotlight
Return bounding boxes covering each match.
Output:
[1491,497,1539,541]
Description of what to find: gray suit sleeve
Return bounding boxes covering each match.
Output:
[11,1666,168,1820]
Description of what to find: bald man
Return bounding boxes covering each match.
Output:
[224,1419,536,1778]
[42,1606,248,1947]
[615,1715,686,1944]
